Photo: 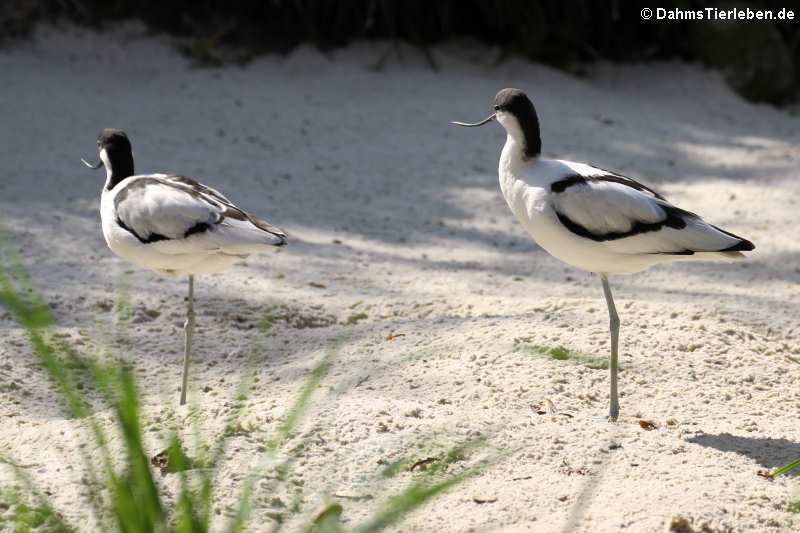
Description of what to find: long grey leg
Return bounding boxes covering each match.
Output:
[179,275,195,405]
[600,274,620,420]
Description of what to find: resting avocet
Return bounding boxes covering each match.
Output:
[452,88,754,420]
[83,129,287,405]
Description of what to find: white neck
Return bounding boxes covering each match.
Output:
[499,134,530,188]
[100,148,114,190]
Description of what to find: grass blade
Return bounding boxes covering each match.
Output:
[771,457,800,478]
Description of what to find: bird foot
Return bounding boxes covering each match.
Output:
[592,415,618,423]
[592,410,619,423]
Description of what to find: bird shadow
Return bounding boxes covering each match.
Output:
[686,432,800,477]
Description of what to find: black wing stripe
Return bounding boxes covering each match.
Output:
[116,217,169,244]
[550,172,666,200]
[557,208,755,253]
[184,222,211,238]
[550,175,587,193]
[555,204,688,242]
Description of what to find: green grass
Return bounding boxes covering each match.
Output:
[771,458,800,479]
[770,457,800,516]
[0,476,74,533]
[0,226,492,532]
[343,312,368,326]
[513,341,610,370]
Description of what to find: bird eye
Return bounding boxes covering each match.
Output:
[493,105,500,111]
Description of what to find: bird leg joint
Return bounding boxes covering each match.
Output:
[184,311,196,330]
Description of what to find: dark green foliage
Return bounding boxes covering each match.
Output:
[4,0,800,102]
[688,13,796,104]
[0,0,46,44]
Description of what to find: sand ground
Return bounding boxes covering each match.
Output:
[1,22,799,532]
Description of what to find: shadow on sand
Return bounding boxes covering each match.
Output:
[687,432,800,477]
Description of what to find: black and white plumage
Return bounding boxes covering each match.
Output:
[453,88,754,420]
[84,128,287,404]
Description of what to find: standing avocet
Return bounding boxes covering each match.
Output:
[83,129,287,405]
[452,88,754,420]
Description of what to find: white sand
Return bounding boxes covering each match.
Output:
[1,22,799,532]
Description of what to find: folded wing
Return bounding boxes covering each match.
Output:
[550,168,753,256]
[114,175,287,255]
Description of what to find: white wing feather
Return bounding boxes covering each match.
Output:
[552,179,664,235]
[116,180,219,240]
[551,164,744,255]
[114,175,285,255]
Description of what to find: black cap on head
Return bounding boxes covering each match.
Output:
[96,128,134,189]
[98,128,131,151]
[493,88,541,159]
[494,88,532,113]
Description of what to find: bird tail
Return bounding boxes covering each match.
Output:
[659,216,754,258]
[246,214,288,246]
[207,216,287,254]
